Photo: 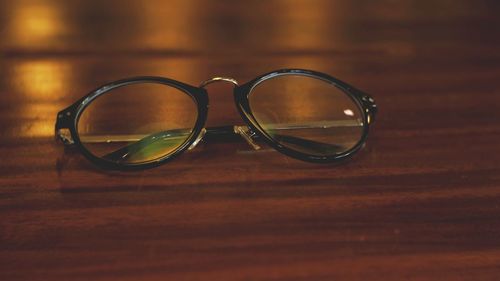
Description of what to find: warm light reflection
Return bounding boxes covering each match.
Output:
[13,60,71,99]
[273,56,340,72]
[18,104,61,138]
[8,3,67,47]
[12,60,71,138]
[146,58,205,83]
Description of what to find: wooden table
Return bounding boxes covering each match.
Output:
[1,0,499,280]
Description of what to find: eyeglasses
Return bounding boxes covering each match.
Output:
[55,69,377,169]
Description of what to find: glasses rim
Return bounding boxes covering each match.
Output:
[57,77,208,169]
[55,68,377,170]
[235,69,373,164]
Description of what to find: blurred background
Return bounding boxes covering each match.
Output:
[1,0,498,139]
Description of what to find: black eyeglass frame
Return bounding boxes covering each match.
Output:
[55,69,377,169]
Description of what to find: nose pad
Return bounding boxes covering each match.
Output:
[234,126,261,150]
[188,128,207,150]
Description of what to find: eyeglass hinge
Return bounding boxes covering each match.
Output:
[55,109,75,145]
[360,94,377,124]
[56,128,75,145]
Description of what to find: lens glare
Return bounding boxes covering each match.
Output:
[77,82,198,164]
[248,74,365,157]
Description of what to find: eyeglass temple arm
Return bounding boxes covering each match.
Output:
[207,126,346,153]
[55,107,76,145]
[99,125,349,163]
[355,89,377,124]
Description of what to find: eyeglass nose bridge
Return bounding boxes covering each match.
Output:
[199,77,239,88]
[189,77,263,152]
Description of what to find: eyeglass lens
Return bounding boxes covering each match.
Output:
[77,82,198,164]
[248,74,365,156]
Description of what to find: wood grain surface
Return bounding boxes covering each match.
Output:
[1,0,500,280]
